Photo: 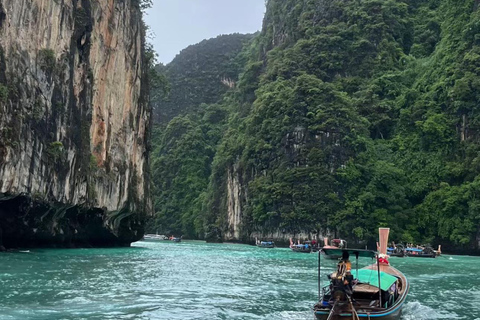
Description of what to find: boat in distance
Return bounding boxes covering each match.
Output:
[387,243,405,257]
[290,238,319,253]
[405,246,436,258]
[256,238,275,248]
[313,228,409,320]
[321,238,347,259]
[143,234,169,240]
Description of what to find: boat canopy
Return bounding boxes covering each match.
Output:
[322,248,376,258]
[354,269,398,291]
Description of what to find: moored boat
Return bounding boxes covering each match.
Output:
[143,234,169,240]
[387,243,405,257]
[313,228,409,320]
[405,246,436,258]
[256,238,275,248]
[290,241,312,253]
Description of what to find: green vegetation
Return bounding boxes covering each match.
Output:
[38,49,56,73]
[46,141,65,163]
[0,84,7,103]
[133,0,153,11]
[149,0,480,250]
[152,34,254,124]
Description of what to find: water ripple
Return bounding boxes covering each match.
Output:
[0,242,478,319]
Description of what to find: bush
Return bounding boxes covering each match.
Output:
[47,141,65,163]
[0,84,7,103]
[38,49,56,72]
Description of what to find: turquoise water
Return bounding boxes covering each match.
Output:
[0,241,479,319]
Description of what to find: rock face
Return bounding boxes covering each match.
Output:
[0,0,151,248]
[225,163,246,240]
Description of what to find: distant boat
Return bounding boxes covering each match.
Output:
[143,234,169,241]
[321,238,347,259]
[172,237,182,243]
[405,246,436,258]
[387,243,406,257]
[256,238,275,248]
[314,228,409,320]
[290,238,319,253]
[291,241,312,253]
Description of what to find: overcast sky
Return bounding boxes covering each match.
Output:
[144,0,266,64]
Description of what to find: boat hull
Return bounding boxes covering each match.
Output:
[314,307,403,320]
[388,253,405,257]
[406,253,435,258]
[321,251,342,260]
[291,248,312,253]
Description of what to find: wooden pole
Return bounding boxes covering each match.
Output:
[318,250,321,300]
[377,255,382,308]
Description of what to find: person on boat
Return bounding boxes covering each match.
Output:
[331,252,352,283]
[330,251,354,298]
[338,251,352,274]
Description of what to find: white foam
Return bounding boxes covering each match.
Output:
[402,301,462,319]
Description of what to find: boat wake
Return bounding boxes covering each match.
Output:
[269,311,311,320]
[402,301,462,319]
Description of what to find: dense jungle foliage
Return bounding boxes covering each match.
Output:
[150,0,480,251]
[152,34,254,124]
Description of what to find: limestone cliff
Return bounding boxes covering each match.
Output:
[0,0,151,249]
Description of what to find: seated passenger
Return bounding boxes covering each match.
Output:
[330,251,354,297]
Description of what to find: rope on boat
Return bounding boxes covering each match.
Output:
[326,301,338,320]
[348,297,360,320]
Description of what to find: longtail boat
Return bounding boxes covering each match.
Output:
[256,238,275,248]
[387,243,405,257]
[434,245,442,257]
[405,246,436,258]
[321,238,348,260]
[313,228,409,320]
[290,238,314,253]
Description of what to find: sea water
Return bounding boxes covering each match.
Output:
[0,241,478,319]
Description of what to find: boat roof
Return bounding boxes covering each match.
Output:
[322,248,377,258]
[354,269,398,291]
[406,248,423,252]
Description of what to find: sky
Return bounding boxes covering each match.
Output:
[144,0,266,64]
